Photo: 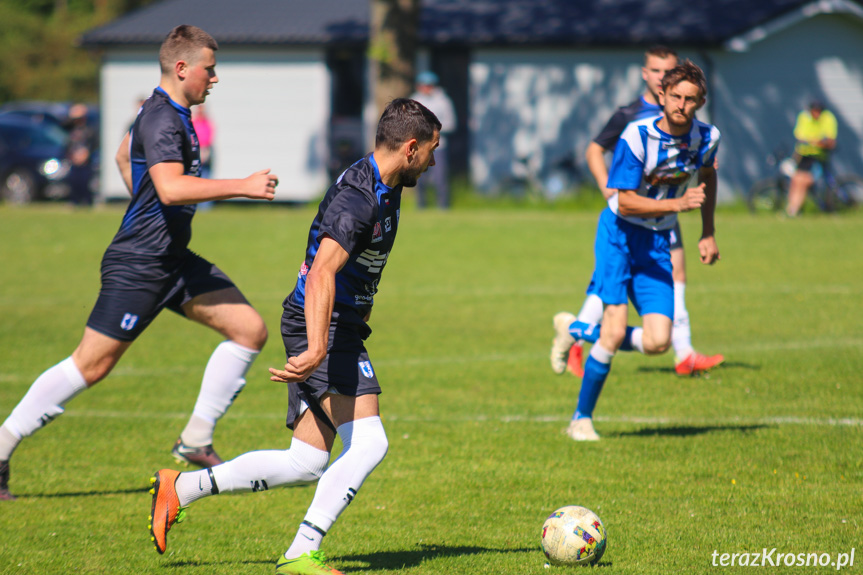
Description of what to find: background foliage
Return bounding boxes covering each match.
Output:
[0,0,154,104]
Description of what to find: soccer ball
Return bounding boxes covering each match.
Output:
[541,505,607,566]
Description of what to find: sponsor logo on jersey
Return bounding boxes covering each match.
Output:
[646,168,691,187]
[359,361,375,378]
[384,217,392,232]
[299,261,309,277]
[356,249,388,273]
[372,222,383,243]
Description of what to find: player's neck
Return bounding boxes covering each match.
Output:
[642,90,660,106]
[159,79,191,109]
[372,150,402,188]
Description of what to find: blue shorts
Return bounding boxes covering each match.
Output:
[586,219,682,297]
[588,208,673,319]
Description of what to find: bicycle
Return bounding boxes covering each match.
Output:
[747,146,863,213]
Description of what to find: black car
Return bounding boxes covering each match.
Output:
[0,114,71,204]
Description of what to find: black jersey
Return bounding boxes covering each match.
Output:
[107,87,201,259]
[593,96,661,151]
[286,154,402,317]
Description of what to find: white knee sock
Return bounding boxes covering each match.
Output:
[671,282,694,358]
[577,294,604,326]
[176,438,329,506]
[286,416,388,557]
[180,341,260,447]
[0,357,87,460]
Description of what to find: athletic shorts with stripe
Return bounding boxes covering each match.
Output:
[86,249,235,341]
[281,302,382,432]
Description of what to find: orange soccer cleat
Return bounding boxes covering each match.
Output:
[675,352,725,376]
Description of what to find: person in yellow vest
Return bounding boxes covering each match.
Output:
[786,100,837,217]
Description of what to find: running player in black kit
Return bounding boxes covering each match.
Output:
[0,25,279,501]
[147,99,441,575]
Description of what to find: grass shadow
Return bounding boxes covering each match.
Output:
[337,543,540,571]
[611,424,770,438]
[14,486,150,498]
[635,361,758,375]
[160,544,540,572]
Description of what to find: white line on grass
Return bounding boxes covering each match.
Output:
[5,410,857,428]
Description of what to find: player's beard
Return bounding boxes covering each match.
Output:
[399,164,426,188]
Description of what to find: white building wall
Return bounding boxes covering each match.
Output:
[470,15,863,201]
[99,47,330,202]
[711,13,863,195]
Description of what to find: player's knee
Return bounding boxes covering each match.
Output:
[642,334,671,355]
[353,423,389,466]
[232,313,268,350]
[601,324,628,350]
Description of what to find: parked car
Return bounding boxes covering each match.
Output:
[0,114,71,204]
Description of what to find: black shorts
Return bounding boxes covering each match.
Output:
[669,220,684,251]
[796,156,826,173]
[86,250,235,341]
[282,303,381,432]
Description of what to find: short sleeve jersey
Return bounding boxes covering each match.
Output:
[607,115,720,231]
[794,109,837,160]
[106,87,201,258]
[593,96,662,151]
[287,154,402,316]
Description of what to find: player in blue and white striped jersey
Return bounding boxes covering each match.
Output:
[562,46,723,381]
[553,60,722,441]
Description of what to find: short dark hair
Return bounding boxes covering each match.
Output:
[661,59,707,98]
[375,98,442,151]
[159,25,218,74]
[644,45,677,64]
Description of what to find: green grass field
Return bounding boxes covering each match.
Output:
[1,203,861,574]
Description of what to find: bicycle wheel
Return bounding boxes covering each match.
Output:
[832,175,863,210]
[747,178,785,213]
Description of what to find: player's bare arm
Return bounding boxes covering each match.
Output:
[585,142,616,200]
[269,236,349,384]
[617,184,705,219]
[115,132,133,195]
[697,165,720,265]
[148,162,278,205]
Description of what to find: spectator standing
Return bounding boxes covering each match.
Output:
[410,71,456,208]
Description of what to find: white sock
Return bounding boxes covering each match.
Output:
[176,438,329,506]
[672,282,694,358]
[180,341,259,447]
[0,357,87,460]
[628,327,645,354]
[289,416,388,555]
[577,294,604,326]
[284,521,325,559]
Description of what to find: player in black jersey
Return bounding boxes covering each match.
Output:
[0,25,279,501]
[147,99,440,574]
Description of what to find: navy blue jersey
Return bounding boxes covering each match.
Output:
[593,96,661,151]
[107,87,201,258]
[287,154,401,316]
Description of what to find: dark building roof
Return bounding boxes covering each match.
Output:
[81,0,823,48]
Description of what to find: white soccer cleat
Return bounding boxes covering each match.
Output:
[550,312,577,374]
[565,418,600,442]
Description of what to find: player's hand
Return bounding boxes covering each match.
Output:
[243,169,279,201]
[269,349,325,383]
[677,183,706,212]
[698,235,720,265]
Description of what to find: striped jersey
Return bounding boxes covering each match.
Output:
[606,115,720,231]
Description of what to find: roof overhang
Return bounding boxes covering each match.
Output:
[724,0,863,51]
